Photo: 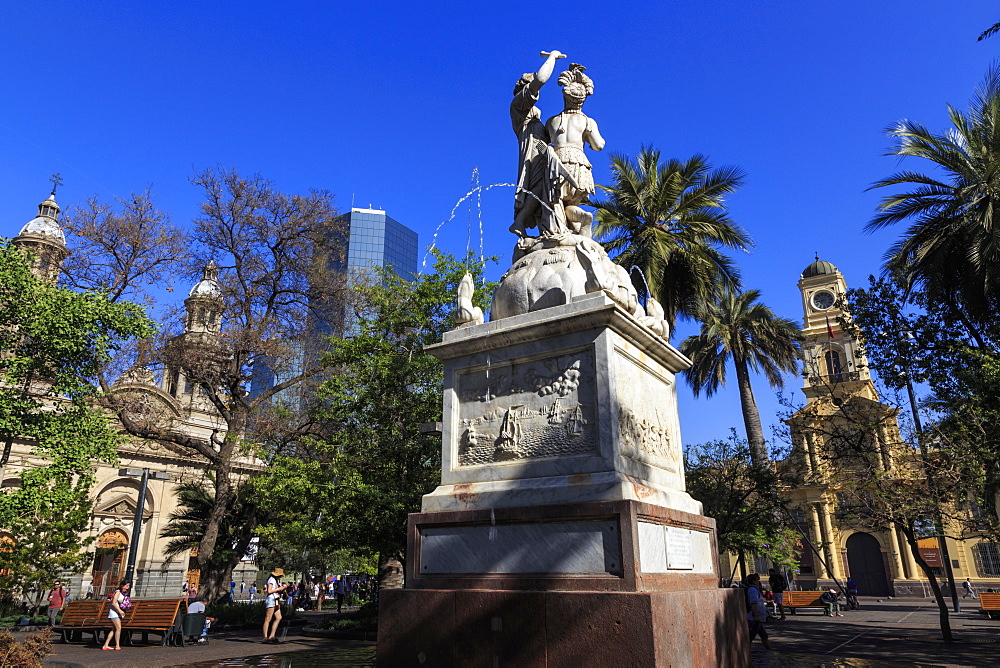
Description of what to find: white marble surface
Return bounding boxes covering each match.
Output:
[420,470,702,514]
[423,293,702,515]
[419,520,619,574]
[637,521,714,574]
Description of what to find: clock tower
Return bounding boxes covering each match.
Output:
[797,257,877,402]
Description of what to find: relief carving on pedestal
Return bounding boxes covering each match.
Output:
[615,350,681,473]
[618,406,676,470]
[456,353,596,466]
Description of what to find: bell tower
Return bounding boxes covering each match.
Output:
[161,261,223,402]
[13,179,69,283]
[797,256,877,402]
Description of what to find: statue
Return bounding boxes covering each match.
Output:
[490,52,668,340]
[510,50,577,238]
[547,63,604,236]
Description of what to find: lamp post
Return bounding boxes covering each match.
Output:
[896,332,960,613]
[119,467,170,592]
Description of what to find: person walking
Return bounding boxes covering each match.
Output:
[47,580,67,626]
[963,578,978,599]
[262,567,288,644]
[744,574,772,650]
[249,583,257,603]
[101,581,131,651]
[85,582,94,600]
[335,576,349,614]
[767,568,787,620]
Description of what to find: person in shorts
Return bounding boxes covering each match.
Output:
[262,567,288,644]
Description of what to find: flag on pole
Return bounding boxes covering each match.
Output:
[825,316,836,340]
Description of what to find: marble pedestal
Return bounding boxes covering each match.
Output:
[376,294,748,666]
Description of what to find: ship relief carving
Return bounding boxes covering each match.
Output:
[456,353,596,466]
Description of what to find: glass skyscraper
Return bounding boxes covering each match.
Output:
[341,207,419,281]
[249,207,418,399]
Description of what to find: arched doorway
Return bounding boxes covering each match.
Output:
[846,532,890,596]
[92,529,129,597]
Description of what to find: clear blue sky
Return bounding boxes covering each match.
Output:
[2,1,996,449]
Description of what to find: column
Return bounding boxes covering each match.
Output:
[898,527,921,580]
[819,501,844,580]
[886,527,906,580]
[876,424,893,471]
[810,503,830,579]
[805,432,820,474]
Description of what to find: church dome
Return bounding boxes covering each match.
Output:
[802,259,838,278]
[18,195,65,243]
[189,259,222,297]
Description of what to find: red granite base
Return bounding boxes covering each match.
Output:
[377,587,748,667]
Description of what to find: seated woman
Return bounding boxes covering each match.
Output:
[820,589,843,617]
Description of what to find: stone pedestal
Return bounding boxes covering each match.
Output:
[377,294,748,667]
[378,587,747,668]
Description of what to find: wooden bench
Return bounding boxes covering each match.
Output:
[783,591,827,614]
[54,598,187,646]
[120,598,186,646]
[53,600,111,643]
[979,592,1000,619]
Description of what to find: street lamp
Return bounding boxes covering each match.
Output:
[119,467,170,590]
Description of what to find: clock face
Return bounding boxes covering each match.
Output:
[812,290,835,310]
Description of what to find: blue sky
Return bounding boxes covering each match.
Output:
[2,1,996,448]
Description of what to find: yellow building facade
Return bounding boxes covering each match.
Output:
[781,258,1000,597]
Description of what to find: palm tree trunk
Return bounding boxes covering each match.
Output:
[734,356,769,466]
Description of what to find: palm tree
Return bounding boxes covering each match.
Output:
[679,289,801,466]
[591,147,752,331]
[866,65,1000,348]
[160,481,260,602]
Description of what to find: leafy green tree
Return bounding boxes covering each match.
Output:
[301,252,494,584]
[679,289,801,466]
[685,436,799,578]
[817,275,1000,642]
[80,169,346,602]
[591,147,751,331]
[0,239,155,605]
[866,66,1000,347]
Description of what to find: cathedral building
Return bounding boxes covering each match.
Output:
[781,258,1000,596]
[1,190,260,598]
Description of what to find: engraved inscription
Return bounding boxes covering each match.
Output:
[456,352,596,466]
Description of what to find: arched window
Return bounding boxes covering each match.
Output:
[974,541,1000,577]
[825,349,843,381]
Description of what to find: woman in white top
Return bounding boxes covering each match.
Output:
[102,581,131,651]
[262,567,288,643]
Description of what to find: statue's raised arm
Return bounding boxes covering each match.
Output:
[510,50,576,238]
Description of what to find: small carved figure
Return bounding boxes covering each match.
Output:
[453,273,484,326]
[495,406,524,458]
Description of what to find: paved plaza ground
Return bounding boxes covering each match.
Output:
[750,598,998,667]
[29,598,999,667]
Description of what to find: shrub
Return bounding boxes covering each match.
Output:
[0,628,52,668]
[205,602,299,626]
